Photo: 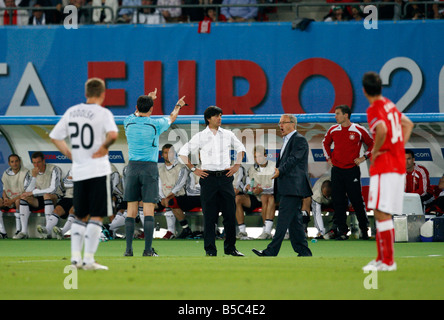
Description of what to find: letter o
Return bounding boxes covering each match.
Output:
[281,58,353,114]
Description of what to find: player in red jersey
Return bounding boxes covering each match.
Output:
[322,105,374,240]
[405,149,434,207]
[362,72,414,272]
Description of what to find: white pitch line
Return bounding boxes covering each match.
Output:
[401,255,442,258]
[8,259,65,263]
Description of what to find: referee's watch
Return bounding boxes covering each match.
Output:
[190,166,196,172]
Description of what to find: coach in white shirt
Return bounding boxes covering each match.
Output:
[178,106,245,257]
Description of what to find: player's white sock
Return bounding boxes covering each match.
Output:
[71,219,86,264]
[14,210,21,233]
[62,214,75,234]
[83,220,102,265]
[0,211,6,234]
[264,219,273,234]
[312,206,325,235]
[238,224,246,233]
[109,211,126,231]
[165,209,176,234]
[44,199,54,226]
[46,214,59,234]
[19,200,31,234]
[138,206,144,227]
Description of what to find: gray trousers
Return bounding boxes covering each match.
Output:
[264,195,312,257]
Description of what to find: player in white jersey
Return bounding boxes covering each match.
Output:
[0,154,31,238]
[110,163,124,212]
[104,165,129,239]
[157,144,186,239]
[236,145,275,240]
[52,169,75,240]
[14,151,63,239]
[50,78,118,271]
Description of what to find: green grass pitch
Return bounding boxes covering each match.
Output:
[0,238,443,300]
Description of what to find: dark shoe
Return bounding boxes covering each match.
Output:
[102,224,113,240]
[143,248,159,256]
[361,229,369,240]
[225,249,244,257]
[252,248,267,257]
[206,252,217,256]
[335,233,349,240]
[297,250,313,257]
[177,227,193,239]
[124,249,133,256]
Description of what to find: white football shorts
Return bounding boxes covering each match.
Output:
[368,172,405,215]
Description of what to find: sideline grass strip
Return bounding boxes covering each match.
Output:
[0,239,442,300]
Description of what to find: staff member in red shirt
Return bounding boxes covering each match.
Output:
[405,149,433,207]
[322,105,374,240]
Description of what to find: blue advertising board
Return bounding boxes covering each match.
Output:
[1,20,443,117]
[28,150,126,163]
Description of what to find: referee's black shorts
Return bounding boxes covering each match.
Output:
[124,161,159,203]
[73,175,113,219]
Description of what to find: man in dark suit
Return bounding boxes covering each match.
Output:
[253,114,313,257]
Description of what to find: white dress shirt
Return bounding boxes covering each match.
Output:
[178,126,246,171]
[280,129,297,158]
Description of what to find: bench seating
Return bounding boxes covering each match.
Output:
[1,208,45,215]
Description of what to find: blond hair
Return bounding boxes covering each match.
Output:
[85,78,105,98]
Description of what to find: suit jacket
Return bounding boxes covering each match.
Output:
[275,131,312,198]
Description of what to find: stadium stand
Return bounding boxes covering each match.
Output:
[1,0,443,237]
[0,0,442,25]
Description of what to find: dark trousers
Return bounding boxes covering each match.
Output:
[264,195,312,257]
[331,166,368,234]
[199,173,236,255]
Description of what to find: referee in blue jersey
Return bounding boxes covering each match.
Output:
[123,89,186,256]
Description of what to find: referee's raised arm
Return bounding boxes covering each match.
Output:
[170,96,186,124]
